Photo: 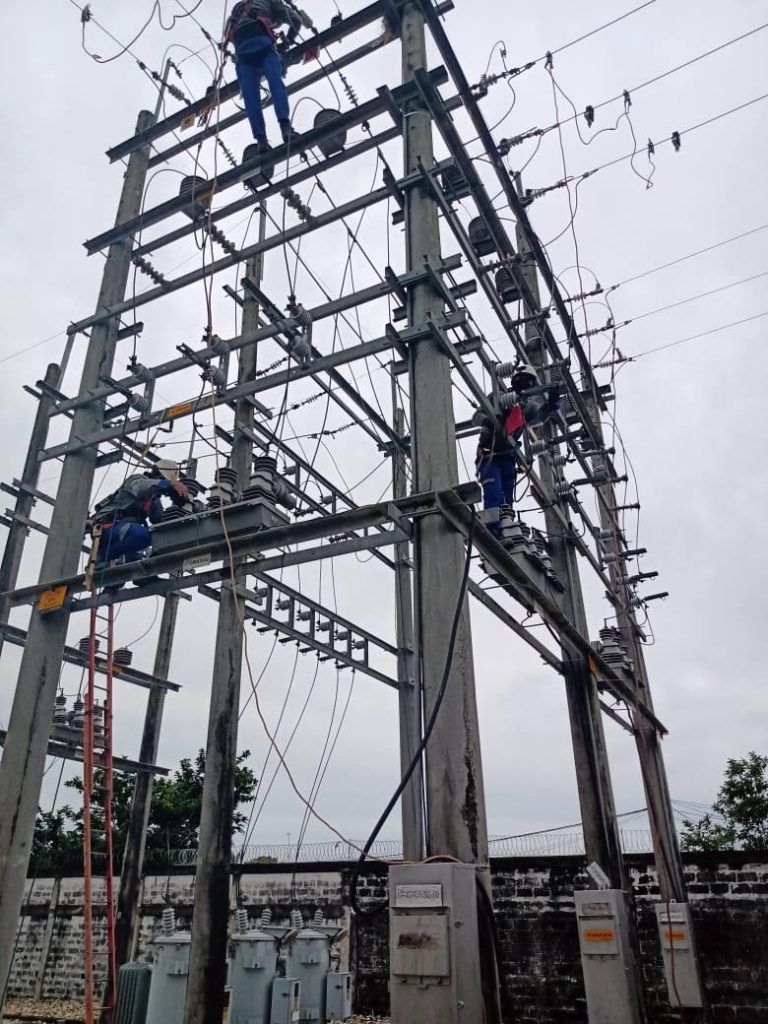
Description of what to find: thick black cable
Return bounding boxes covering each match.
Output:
[350,510,477,916]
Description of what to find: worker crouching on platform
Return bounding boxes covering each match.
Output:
[88,461,189,568]
[474,364,559,533]
[224,0,304,153]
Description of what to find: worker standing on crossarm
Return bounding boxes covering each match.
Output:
[88,461,189,568]
[224,0,305,153]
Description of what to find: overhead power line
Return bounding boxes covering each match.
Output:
[628,310,768,360]
[538,0,660,63]
[614,270,768,328]
[607,222,768,292]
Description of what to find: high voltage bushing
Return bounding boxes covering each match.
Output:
[178,175,211,220]
[529,439,548,458]
[130,361,155,383]
[496,268,523,305]
[598,625,634,674]
[71,696,85,730]
[113,647,133,667]
[495,361,517,379]
[440,164,471,202]
[53,690,68,727]
[242,144,275,189]
[553,479,573,501]
[468,217,496,258]
[312,109,347,159]
[78,636,100,656]
[497,391,520,411]
[131,254,167,288]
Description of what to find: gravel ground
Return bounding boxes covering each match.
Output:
[1,999,389,1024]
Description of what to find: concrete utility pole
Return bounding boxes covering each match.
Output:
[392,401,424,861]
[401,0,489,871]
[0,109,155,1007]
[0,361,64,659]
[184,224,266,1024]
[515,203,645,1024]
[106,593,180,1020]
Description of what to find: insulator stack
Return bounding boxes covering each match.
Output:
[236,908,249,934]
[281,187,315,224]
[53,690,68,727]
[79,636,100,656]
[113,647,133,667]
[598,626,634,674]
[162,906,176,936]
[132,255,167,288]
[208,223,239,257]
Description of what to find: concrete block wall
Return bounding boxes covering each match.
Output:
[9,854,768,1023]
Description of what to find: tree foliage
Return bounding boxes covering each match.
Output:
[32,749,257,869]
[680,752,768,852]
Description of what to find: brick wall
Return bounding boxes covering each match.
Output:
[11,854,768,1022]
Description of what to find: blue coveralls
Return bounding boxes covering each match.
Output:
[477,452,518,515]
[95,478,174,565]
[235,31,291,140]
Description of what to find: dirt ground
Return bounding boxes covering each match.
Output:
[1,998,389,1024]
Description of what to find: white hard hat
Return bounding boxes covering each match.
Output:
[511,362,538,387]
[155,459,180,482]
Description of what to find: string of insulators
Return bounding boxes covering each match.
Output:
[281,187,314,224]
[132,255,167,288]
[207,223,239,258]
[217,136,238,169]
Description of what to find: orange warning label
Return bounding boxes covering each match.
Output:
[663,930,687,941]
[584,929,615,942]
[167,401,193,419]
[38,585,67,612]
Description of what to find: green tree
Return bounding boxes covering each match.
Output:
[32,749,257,868]
[681,752,768,852]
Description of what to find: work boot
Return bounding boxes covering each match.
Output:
[256,137,272,156]
[279,119,302,148]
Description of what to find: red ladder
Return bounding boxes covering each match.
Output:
[83,596,117,1024]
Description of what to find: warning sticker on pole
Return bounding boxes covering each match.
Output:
[584,928,615,942]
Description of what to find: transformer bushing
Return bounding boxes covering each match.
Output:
[53,690,67,727]
[598,626,634,674]
[313,109,347,159]
[145,909,191,1024]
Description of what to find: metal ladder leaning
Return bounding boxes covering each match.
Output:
[82,585,117,1024]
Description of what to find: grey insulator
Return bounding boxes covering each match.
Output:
[291,909,304,931]
[498,391,519,411]
[211,336,230,356]
[129,392,150,413]
[260,907,273,928]
[469,216,495,257]
[243,143,275,189]
[207,365,227,388]
[313,909,324,926]
[132,363,155,383]
[179,175,209,220]
[551,453,567,467]
[495,360,517,379]
[496,268,522,304]
[553,480,572,500]
[78,636,100,656]
[288,333,312,361]
[114,647,133,667]
[71,696,85,731]
[530,439,548,457]
[314,109,347,158]
[440,164,470,201]
[162,906,176,936]
[53,690,68,727]
[272,476,297,510]
[236,908,249,934]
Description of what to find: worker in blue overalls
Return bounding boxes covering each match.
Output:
[89,461,189,568]
[224,0,305,154]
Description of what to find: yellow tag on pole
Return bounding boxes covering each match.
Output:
[38,585,68,613]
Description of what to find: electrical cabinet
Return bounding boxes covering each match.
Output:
[324,973,352,1020]
[574,889,642,1024]
[388,863,483,1024]
[271,979,301,1024]
[655,902,704,1007]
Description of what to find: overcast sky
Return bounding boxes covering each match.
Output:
[0,0,766,855]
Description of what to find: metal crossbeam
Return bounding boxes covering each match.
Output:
[0,728,169,776]
[0,624,182,692]
[87,69,449,254]
[4,483,480,608]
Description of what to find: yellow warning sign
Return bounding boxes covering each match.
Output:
[584,929,615,942]
[181,114,195,131]
[38,585,67,613]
